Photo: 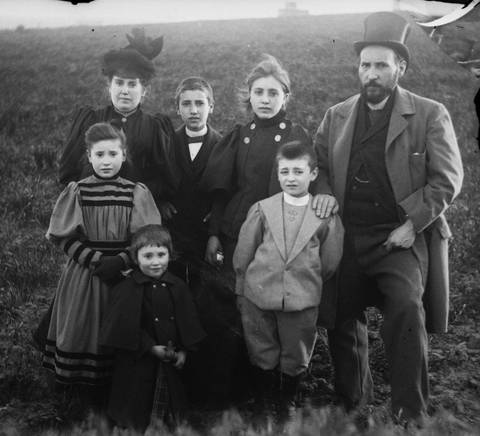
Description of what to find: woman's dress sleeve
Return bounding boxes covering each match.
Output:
[58,107,97,185]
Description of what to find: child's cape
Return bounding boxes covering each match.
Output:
[100,269,206,352]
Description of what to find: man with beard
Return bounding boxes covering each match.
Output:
[314,12,463,424]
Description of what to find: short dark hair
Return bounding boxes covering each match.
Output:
[276,141,318,170]
[85,122,127,152]
[129,224,173,262]
[175,76,214,106]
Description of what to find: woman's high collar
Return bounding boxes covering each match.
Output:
[253,109,286,128]
[110,104,142,119]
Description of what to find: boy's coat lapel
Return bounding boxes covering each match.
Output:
[261,193,287,261]
[261,194,321,264]
[286,198,320,265]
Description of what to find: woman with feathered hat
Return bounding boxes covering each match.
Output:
[58,28,179,212]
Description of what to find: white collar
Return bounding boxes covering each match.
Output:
[186,126,208,138]
[283,192,310,206]
[367,96,389,111]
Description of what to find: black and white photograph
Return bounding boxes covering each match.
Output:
[0,0,479,434]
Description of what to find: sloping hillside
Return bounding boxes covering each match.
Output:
[0,13,479,434]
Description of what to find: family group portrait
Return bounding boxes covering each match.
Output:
[1,0,479,434]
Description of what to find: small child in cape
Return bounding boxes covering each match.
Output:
[100,224,206,431]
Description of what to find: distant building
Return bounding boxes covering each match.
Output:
[278,2,309,17]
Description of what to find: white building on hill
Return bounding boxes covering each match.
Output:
[278,2,309,17]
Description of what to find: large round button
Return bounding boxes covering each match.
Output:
[279,122,286,130]
[274,135,281,142]
[244,137,250,144]
[250,123,256,130]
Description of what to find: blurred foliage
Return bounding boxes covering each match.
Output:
[0,12,479,435]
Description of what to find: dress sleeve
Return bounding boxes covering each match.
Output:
[129,183,162,235]
[199,124,242,194]
[58,107,96,185]
[149,113,180,201]
[46,182,102,267]
[200,125,242,235]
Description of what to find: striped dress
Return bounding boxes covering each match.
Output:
[43,175,161,385]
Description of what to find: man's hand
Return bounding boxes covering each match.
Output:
[383,219,416,251]
[158,201,177,221]
[174,350,187,369]
[205,235,223,266]
[151,345,167,360]
[312,194,339,218]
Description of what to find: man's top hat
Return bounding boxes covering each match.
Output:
[354,12,410,65]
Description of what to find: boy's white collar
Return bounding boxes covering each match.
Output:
[283,192,310,206]
[186,126,207,138]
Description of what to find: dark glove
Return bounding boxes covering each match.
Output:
[93,255,125,281]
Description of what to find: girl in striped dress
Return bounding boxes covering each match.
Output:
[43,122,161,401]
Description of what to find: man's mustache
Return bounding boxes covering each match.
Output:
[364,80,382,87]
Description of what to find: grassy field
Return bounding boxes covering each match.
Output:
[0,12,479,435]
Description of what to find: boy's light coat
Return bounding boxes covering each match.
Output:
[233,193,344,312]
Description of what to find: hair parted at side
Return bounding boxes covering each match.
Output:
[175,76,215,106]
[84,122,127,152]
[276,140,318,170]
[239,54,291,112]
[129,224,173,261]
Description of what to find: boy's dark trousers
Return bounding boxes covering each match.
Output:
[328,228,429,420]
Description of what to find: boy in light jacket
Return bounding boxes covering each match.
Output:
[233,141,344,417]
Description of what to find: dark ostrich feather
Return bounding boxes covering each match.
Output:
[125,27,164,60]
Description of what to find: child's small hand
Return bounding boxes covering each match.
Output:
[174,350,186,369]
[151,345,167,360]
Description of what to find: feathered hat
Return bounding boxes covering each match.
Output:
[354,12,410,65]
[103,28,164,82]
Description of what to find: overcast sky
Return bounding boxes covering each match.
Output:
[0,0,459,29]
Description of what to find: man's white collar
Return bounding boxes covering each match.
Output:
[367,96,389,111]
